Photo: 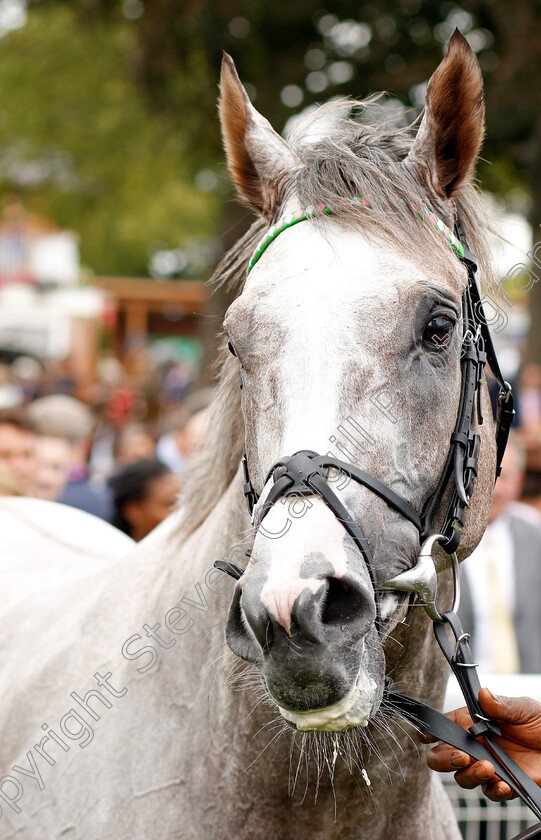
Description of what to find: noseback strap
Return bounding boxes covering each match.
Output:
[320,457,423,533]
[258,452,422,533]
[256,449,426,634]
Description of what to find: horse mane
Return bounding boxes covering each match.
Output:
[176,96,496,539]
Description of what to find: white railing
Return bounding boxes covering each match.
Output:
[444,674,541,713]
[442,777,536,840]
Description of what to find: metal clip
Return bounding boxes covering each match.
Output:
[499,380,513,404]
[451,632,478,668]
[382,534,460,624]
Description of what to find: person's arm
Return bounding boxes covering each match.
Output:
[425,688,541,801]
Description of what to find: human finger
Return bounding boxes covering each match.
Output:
[416,729,438,744]
[479,688,541,731]
[481,779,514,802]
[452,760,498,790]
[426,743,472,772]
[444,705,475,729]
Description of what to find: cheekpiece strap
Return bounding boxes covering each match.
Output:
[244,202,514,553]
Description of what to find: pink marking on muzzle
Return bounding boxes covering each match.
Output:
[260,577,325,635]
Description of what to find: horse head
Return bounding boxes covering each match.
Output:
[219,31,497,732]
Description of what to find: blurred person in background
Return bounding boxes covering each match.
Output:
[28,395,112,520]
[32,434,72,501]
[515,362,541,514]
[459,432,541,674]
[109,458,180,541]
[520,470,541,518]
[11,356,42,403]
[0,462,24,496]
[0,362,24,409]
[156,388,212,480]
[0,408,36,495]
[518,362,541,428]
[38,359,77,397]
[115,423,155,466]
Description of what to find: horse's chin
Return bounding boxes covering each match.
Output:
[277,668,379,732]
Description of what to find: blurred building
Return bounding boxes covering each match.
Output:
[0,197,209,394]
[95,276,208,374]
[0,196,101,391]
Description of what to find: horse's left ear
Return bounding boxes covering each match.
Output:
[219,53,302,218]
[407,29,485,199]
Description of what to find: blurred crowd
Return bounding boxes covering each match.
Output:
[454,363,541,677]
[0,353,212,542]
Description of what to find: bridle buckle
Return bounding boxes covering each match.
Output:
[270,450,328,494]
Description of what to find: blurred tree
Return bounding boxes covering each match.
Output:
[13,1,541,362]
[467,0,541,364]
[117,2,533,232]
[0,2,219,275]
[124,0,541,358]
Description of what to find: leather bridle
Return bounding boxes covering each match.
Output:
[214,204,541,833]
[244,217,514,544]
[227,215,514,629]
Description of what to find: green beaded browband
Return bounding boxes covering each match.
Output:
[246,198,465,276]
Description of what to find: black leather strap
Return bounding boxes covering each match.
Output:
[318,456,423,532]
[255,452,384,630]
[242,448,259,515]
[308,471,382,631]
[433,612,501,739]
[214,559,244,580]
[455,219,515,479]
[387,608,541,824]
[514,824,541,840]
[258,474,295,522]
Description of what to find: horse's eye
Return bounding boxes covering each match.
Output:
[227,340,237,357]
[423,315,455,349]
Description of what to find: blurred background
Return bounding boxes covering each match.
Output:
[1,0,541,539]
[1,6,541,833]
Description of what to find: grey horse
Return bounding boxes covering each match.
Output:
[1,30,498,839]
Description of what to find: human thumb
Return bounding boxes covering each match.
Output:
[479,687,502,713]
[479,688,536,725]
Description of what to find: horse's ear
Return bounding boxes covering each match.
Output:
[219,53,301,218]
[407,29,485,199]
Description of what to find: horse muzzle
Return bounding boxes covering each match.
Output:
[225,557,384,720]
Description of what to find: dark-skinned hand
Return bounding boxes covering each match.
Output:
[422,688,541,802]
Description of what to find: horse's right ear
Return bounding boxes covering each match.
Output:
[219,53,301,218]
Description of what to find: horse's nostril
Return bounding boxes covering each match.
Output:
[226,586,269,663]
[321,577,366,626]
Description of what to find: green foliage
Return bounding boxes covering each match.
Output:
[4,1,540,280]
[0,3,218,275]
[124,0,534,215]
